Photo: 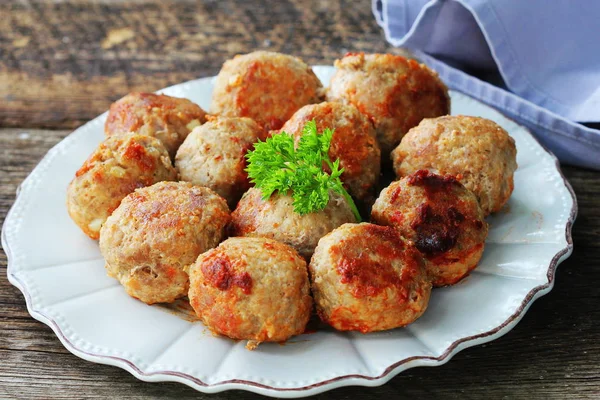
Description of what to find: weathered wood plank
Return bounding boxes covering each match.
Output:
[1,128,599,398]
[0,0,406,129]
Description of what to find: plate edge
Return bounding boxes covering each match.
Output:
[1,79,578,398]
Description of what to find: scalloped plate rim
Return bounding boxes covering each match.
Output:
[2,68,577,397]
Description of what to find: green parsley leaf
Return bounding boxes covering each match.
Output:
[245,120,361,221]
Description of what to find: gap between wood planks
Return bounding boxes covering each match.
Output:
[0,0,408,130]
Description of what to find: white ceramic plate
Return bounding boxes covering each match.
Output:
[3,66,576,397]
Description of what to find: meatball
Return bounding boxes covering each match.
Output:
[99,181,230,304]
[67,134,177,240]
[105,92,207,157]
[279,101,381,205]
[188,237,312,349]
[392,115,518,215]
[309,223,431,333]
[372,170,488,286]
[210,51,324,131]
[327,52,450,158]
[230,188,357,259]
[175,116,263,208]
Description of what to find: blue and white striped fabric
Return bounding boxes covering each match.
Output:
[373,0,600,170]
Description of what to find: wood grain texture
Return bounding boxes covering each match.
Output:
[1,0,600,398]
[0,0,405,129]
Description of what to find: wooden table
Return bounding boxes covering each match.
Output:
[1,1,598,398]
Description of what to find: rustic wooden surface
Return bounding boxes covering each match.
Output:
[1,1,599,399]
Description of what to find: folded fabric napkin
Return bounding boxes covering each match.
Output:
[373,0,600,170]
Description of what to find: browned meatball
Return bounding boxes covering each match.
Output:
[392,115,518,215]
[372,170,488,286]
[231,188,357,259]
[188,237,312,349]
[105,92,207,157]
[67,134,177,240]
[175,116,264,208]
[309,223,431,333]
[210,51,324,131]
[279,101,381,205]
[327,53,450,158]
[99,182,230,305]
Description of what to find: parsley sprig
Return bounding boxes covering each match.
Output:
[245,120,361,221]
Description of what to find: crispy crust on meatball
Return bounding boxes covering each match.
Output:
[99,181,230,304]
[210,51,324,131]
[310,223,430,333]
[391,115,517,215]
[105,92,207,158]
[175,116,264,208]
[327,52,450,158]
[279,101,381,205]
[188,237,312,348]
[230,188,357,259]
[67,134,177,240]
[372,170,488,286]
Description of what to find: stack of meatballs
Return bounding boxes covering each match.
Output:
[67,51,517,349]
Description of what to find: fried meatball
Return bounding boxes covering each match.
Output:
[210,51,324,131]
[105,92,207,157]
[99,182,230,304]
[327,53,450,158]
[188,237,312,349]
[309,223,431,333]
[175,116,263,208]
[67,134,177,240]
[372,170,488,286]
[279,101,381,205]
[230,188,357,259]
[392,115,518,215]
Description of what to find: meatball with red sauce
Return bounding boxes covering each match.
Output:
[105,92,207,158]
[309,223,431,333]
[67,134,177,240]
[279,101,381,206]
[327,53,450,159]
[230,188,357,259]
[99,182,230,304]
[210,51,324,131]
[372,170,488,287]
[188,237,312,349]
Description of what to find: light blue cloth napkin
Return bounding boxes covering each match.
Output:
[373,0,600,170]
